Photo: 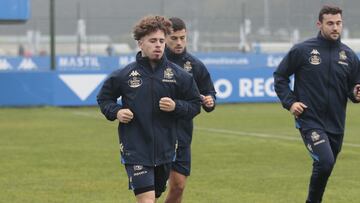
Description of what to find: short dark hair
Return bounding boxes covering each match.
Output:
[133,15,172,41]
[169,17,186,32]
[318,5,342,22]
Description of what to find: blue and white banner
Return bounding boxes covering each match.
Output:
[0,71,108,106]
[210,68,277,103]
[195,52,284,69]
[0,53,285,72]
[0,52,298,106]
[0,69,278,106]
[2,53,360,72]
[56,56,121,70]
[0,56,49,71]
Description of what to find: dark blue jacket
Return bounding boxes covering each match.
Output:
[166,47,216,146]
[274,33,360,134]
[97,52,201,166]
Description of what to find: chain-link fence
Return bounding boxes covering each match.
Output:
[1,0,360,55]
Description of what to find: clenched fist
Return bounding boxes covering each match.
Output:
[201,94,214,108]
[290,102,307,118]
[353,84,360,101]
[159,97,176,112]
[117,109,134,123]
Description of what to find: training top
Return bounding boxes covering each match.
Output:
[166,47,216,146]
[97,52,201,166]
[274,32,360,134]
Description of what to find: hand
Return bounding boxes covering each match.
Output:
[116,109,134,123]
[290,102,307,118]
[159,97,175,112]
[201,94,214,108]
[353,84,360,101]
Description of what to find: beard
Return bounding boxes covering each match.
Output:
[151,58,161,63]
[149,55,162,66]
[322,30,341,41]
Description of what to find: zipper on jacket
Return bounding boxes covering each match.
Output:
[325,45,332,129]
[150,74,156,166]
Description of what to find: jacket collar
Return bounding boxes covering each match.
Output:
[317,31,341,47]
[165,46,187,61]
[136,51,167,72]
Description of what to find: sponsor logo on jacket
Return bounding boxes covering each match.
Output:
[309,49,321,65]
[183,61,192,72]
[162,67,176,83]
[128,70,142,88]
[338,50,348,66]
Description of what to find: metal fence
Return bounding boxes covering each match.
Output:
[1,0,360,55]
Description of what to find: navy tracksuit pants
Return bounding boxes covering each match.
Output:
[300,129,344,203]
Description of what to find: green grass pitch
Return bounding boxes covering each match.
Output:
[0,103,359,202]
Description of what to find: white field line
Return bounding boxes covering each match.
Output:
[196,127,300,141]
[72,111,360,148]
[72,111,104,119]
[196,127,360,148]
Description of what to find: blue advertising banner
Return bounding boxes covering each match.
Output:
[56,56,121,70]
[0,52,327,106]
[0,72,53,106]
[0,71,108,106]
[210,67,277,103]
[0,53,284,71]
[0,0,30,21]
[195,52,284,69]
[0,68,278,106]
[1,53,360,72]
[0,56,49,71]
[53,72,108,106]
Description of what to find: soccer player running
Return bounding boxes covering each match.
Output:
[164,17,216,203]
[97,16,201,203]
[274,5,360,203]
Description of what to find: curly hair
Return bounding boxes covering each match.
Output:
[133,15,172,41]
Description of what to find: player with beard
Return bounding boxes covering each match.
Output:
[164,17,216,203]
[274,5,360,203]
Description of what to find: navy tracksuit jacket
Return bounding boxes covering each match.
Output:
[165,47,216,147]
[274,32,360,134]
[97,52,201,166]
